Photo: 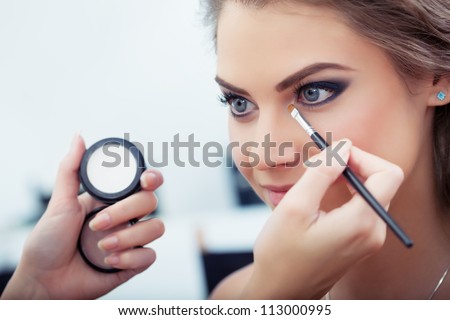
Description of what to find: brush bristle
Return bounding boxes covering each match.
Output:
[288,104,296,113]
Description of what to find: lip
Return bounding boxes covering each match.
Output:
[262,184,294,207]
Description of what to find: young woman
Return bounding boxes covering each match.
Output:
[2,0,450,299]
[205,0,450,299]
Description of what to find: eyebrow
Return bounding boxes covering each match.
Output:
[215,62,354,95]
[276,63,354,92]
[214,76,250,96]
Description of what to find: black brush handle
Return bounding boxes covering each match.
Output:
[310,132,413,248]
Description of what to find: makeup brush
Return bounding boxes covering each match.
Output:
[288,104,413,248]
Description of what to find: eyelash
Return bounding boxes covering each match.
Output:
[218,92,256,118]
[293,81,347,110]
[218,92,236,105]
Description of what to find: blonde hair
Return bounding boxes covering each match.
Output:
[202,0,450,206]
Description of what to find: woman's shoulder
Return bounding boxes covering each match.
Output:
[209,263,253,299]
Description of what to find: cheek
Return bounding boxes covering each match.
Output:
[228,118,256,184]
[228,117,244,161]
[313,86,425,180]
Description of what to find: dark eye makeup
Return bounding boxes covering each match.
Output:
[218,79,350,119]
[293,80,349,110]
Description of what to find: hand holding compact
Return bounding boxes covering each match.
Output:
[1,135,164,299]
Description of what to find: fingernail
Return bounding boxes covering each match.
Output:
[89,212,112,231]
[338,138,352,156]
[104,254,120,266]
[98,236,119,250]
[331,139,352,167]
[141,172,157,189]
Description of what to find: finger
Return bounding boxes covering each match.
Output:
[89,191,158,231]
[98,218,165,251]
[140,169,164,191]
[323,146,404,246]
[50,134,86,203]
[348,146,403,180]
[78,192,105,214]
[280,139,351,218]
[345,146,404,211]
[104,247,157,270]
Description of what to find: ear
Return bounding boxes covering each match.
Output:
[427,75,450,107]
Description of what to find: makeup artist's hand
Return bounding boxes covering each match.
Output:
[1,134,164,300]
[213,140,404,299]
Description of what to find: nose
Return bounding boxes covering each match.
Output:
[248,108,309,171]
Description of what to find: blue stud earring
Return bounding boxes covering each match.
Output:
[437,91,447,101]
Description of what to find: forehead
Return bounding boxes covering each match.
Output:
[215,2,379,85]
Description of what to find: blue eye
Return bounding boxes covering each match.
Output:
[218,92,257,118]
[295,81,348,108]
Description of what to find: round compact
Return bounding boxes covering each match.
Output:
[79,138,146,204]
[78,207,138,273]
[78,137,146,273]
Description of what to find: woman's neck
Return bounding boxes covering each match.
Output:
[331,141,450,299]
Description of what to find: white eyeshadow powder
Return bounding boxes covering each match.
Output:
[86,144,138,194]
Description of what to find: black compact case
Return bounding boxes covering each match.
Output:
[78,137,146,273]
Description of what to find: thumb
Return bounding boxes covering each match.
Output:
[278,139,351,223]
[49,133,86,205]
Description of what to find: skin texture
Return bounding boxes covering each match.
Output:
[212,2,450,299]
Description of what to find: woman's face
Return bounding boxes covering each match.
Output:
[216,2,433,210]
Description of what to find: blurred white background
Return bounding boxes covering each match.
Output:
[0,0,269,299]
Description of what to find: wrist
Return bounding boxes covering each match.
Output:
[1,267,50,300]
[240,264,325,300]
[239,267,284,299]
